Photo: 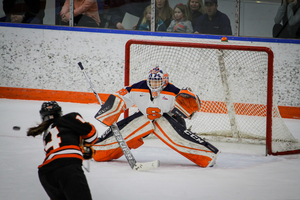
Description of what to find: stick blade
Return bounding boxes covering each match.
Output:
[133,160,160,171]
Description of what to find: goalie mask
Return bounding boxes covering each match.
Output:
[40,100,62,121]
[147,66,169,98]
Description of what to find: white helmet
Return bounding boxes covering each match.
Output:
[147,66,169,98]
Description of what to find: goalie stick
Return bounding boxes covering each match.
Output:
[77,62,160,171]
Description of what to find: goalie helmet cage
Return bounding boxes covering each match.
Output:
[124,39,300,156]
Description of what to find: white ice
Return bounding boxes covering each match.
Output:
[0,99,300,200]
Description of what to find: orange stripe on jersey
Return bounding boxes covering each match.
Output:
[160,91,177,96]
[130,88,149,93]
[38,154,83,168]
[81,124,97,144]
[45,145,81,159]
[154,121,212,153]
[130,88,176,96]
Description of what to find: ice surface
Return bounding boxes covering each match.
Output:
[0,99,300,200]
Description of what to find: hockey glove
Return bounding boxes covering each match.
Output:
[81,146,95,160]
[171,88,201,119]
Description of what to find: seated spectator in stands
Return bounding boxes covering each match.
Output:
[108,0,150,30]
[139,5,167,31]
[167,4,193,33]
[60,0,100,27]
[194,0,232,35]
[273,0,300,38]
[0,0,45,24]
[156,0,174,28]
[186,0,206,29]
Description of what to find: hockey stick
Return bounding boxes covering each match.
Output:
[82,159,90,172]
[80,137,91,172]
[78,62,160,171]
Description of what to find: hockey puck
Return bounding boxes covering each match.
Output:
[13,126,21,131]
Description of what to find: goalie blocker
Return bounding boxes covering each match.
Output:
[94,95,126,127]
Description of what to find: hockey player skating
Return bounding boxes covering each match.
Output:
[27,101,98,200]
[93,67,219,167]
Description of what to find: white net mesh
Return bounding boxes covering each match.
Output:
[126,40,300,154]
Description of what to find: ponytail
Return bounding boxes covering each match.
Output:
[27,119,54,137]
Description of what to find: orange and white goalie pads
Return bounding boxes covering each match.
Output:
[171,88,201,119]
[94,94,126,127]
[153,114,219,167]
[93,112,154,162]
[92,111,219,167]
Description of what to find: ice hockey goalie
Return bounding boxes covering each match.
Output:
[93,67,219,167]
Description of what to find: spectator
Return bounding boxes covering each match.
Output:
[0,0,45,24]
[136,0,172,31]
[27,101,98,200]
[186,0,206,29]
[194,0,232,35]
[108,0,150,30]
[59,0,100,27]
[273,0,300,38]
[167,3,193,33]
[139,5,167,31]
[156,0,174,28]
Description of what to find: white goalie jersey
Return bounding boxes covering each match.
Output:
[95,80,201,127]
[94,80,180,126]
[116,80,180,121]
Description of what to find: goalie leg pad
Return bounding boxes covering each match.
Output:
[93,112,154,162]
[94,94,126,127]
[153,114,219,167]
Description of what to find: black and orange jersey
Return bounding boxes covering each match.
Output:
[38,112,98,174]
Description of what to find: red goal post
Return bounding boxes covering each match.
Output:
[124,39,300,156]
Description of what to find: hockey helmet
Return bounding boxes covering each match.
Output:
[40,100,62,121]
[147,66,169,98]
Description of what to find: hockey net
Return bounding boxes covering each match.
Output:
[124,39,300,155]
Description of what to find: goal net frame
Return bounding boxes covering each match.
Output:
[124,39,300,156]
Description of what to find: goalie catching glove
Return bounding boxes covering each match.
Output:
[171,88,201,119]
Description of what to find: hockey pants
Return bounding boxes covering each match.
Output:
[93,112,219,167]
